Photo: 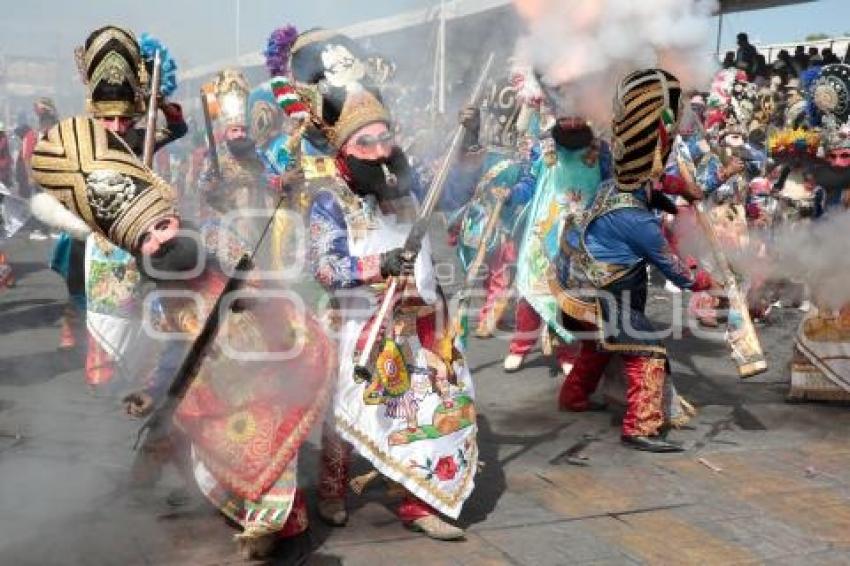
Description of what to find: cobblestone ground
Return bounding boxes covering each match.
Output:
[2,235,850,565]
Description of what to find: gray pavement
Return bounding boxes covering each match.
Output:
[3,232,850,565]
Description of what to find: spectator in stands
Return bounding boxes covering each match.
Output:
[736,33,759,77]
[773,49,794,84]
[844,44,850,64]
[722,51,736,69]
[808,46,823,66]
[822,48,840,65]
[792,45,809,73]
[753,53,769,85]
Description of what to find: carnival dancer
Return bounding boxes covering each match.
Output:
[199,68,266,224]
[291,28,476,540]
[554,69,717,452]
[40,26,187,385]
[782,64,850,400]
[31,115,336,559]
[445,68,540,339]
[503,116,611,373]
[251,24,339,270]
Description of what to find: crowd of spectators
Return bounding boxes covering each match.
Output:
[723,32,847,86]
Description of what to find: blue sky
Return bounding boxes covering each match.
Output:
[714,0,849,49]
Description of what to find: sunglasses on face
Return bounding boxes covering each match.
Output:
[354,131,394,148]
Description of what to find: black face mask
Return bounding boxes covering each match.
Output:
[344,146,413,201]
[226,137,258,159]
[137,233,203,281]
[551,123,594,151]
[120,128,144,156]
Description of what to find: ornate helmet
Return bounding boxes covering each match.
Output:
[289,29,389,150]
[611,68,682,190]
[480,73,521,151]
[247,81,283,148]
[811,64,850,125]
[213,68,251,128]
[30,116,176,252]
[76,26,147,118]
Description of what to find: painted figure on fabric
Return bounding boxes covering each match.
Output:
[293,28,477,541]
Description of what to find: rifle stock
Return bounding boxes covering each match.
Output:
[676,149,766,377]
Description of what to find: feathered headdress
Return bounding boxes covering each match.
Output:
[139,33,178,97]
[264,25,298,78]
[768,128,821,161]
[801,66,824,128]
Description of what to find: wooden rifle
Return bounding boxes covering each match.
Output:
[353,53,495,380]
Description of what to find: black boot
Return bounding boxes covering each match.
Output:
[621,435,684,453]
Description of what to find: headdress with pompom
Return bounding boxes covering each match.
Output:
[264,25,298,78]
[139,32,179,98]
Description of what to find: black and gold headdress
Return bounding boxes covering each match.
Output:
[31,116,176,251]
[611,69,682,190]
[76,26,147,118]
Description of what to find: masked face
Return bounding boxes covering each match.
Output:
[342,145,412,201]
[138,215,181,256]
[99,116,135,136]
[344,122,394,161]
[225,136,257,159]
[829,149,850,168]
[137,219,203,280]
[225,124,246,141]
[551,117,593,150]
[321,44,366,88]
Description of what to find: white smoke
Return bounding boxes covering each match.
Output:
[754,213,850,310]
[512,0,719,126]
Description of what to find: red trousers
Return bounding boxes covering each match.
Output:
[478,240,516,323]
[278,490,309,537]
[558,340,666,437]
[86,331,115,386]
[508,298,576,365]
[319,421,437,523]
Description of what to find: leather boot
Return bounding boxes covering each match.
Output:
[621,435,685,453]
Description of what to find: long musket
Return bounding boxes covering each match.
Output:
[353,53,495,379]
[141,49,162,169]
[133,192,289,450]
[452,195,505,350]
[200,87,221,179]
[675,142,767,378]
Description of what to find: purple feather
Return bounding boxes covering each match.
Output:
[264,25,299,78]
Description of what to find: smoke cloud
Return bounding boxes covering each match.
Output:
[752,213,850,310]
[512,0,719,125]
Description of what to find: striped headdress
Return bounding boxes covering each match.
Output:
[30,116,176,252]
[611,69,682,190]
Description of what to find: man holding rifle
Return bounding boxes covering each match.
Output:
[553,69,720,453]
[291,29,478,540]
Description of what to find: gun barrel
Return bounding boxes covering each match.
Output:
[142,49,162,168]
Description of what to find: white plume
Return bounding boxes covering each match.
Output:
[30,191,93,241]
